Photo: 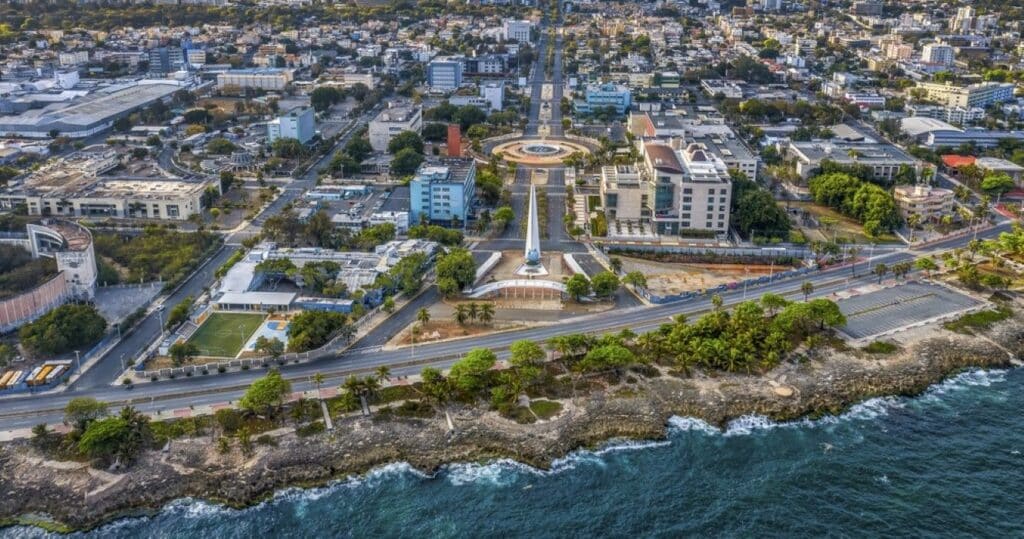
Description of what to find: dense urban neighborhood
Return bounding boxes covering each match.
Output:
[0,0,1024,533]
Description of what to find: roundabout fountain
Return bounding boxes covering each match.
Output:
[489,137,594,166]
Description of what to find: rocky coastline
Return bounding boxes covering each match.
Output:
[2,315,1022,533]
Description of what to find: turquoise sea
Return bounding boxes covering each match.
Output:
[5,368,1023,538]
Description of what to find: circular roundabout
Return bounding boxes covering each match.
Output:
[490,138,593,166]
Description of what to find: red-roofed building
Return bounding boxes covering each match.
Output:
[941,154,976,169]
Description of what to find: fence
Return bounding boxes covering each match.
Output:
[134,301,388,381]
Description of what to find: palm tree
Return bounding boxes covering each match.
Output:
[375,366,391,384]
[953,184,971,203]
[847,246,861,276]
[416,307,431,326]
[873,263,888,283]
[477,303,495,325]
[312,372,324,398]
[801,280,814,301]
[453,304,469,326]
[914,257,938,278]
[466,302,479,323]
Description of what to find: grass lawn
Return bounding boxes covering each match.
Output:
[187,312,266,357]
[790,201,901,244]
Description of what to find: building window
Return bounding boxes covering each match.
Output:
[683,188,693,194]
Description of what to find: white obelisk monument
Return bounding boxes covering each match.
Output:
[517,184,548,276]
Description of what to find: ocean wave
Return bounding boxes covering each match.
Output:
[443,438,673,486]
[667,416,720,435]
[926,368,1008,396]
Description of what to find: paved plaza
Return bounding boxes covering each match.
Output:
[837,282,982,340]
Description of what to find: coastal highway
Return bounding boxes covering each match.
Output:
[0,220,1010,431]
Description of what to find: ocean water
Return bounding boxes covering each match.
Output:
[5,368,1024,538]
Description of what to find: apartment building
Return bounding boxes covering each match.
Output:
[916,81,1015,109]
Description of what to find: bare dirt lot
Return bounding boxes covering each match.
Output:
[619,256,780,295]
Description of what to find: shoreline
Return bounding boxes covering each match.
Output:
[2,314,1022,533]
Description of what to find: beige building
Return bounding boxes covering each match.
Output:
[893,184,954,222]
[916,81,1015,109]
[216,68,294,91]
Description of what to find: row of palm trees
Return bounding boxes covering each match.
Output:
[451,302,496,326]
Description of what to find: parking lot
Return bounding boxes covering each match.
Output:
[838,282,982,340]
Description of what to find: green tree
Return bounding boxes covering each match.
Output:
[239,369,292,416]
[622,271,647,289]
[416,307,431,326]
[981,173,1015,197]
[255,336,285,359]
[576,343,635,373]
[436,248,477,294]
[448,348,497,393]
[168,341,200,366]
[914,257,938,278]
[344,136,373,162]
[287,311,348,352]
[509,339,545,368]
[390,147,424,176]
[19,304,107,357]
[64,397,108,433]
[590,270,620,297]
[565,274,591,301]
[206,137,237,155]
[387,130,424,155]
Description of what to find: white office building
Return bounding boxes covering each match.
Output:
[503,20,533,42]
[481,81,504,111]
[427,57,464,91]
[267,106,315,145]
[368,104,423,152]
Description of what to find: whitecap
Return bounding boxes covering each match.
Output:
[926,368,1008,396]
[444,459,529,487]
[667,416,721,435]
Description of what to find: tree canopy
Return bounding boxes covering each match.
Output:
[19,304,106,357]
[239,369,292,416]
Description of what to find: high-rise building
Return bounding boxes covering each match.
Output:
[761,0,781,11]
[267,106,315,145]
[921,43,954,67]
[148,46,186,74]
[409,159,476,226]
[427,57,464,91]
